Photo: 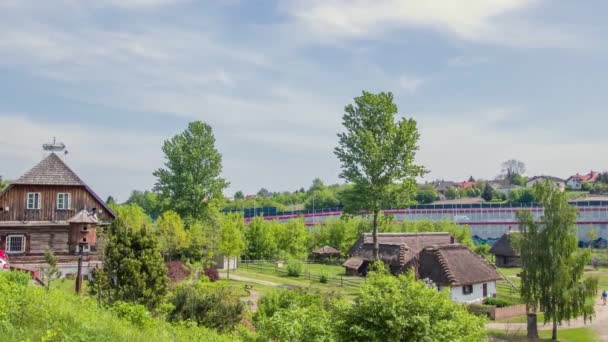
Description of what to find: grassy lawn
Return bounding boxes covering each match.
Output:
[487,327,597,342]
[227,262,364,297]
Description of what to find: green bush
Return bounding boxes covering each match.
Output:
[484,297,513,308]
[319,273,328,284]
[169,282,244,332]
[111,301,154,328]
[286,261,302,277]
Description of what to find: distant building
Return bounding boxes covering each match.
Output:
[566,171,600,190]
[433,181,456,193]
[489,232,520,267]
[454,181,477,189]
[343,233,501,303]
[526,175,566,191]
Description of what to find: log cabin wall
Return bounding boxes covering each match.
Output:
[0,185,112,222]
[0,226,70,255]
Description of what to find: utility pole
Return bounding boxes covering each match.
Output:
[312,193,316,225]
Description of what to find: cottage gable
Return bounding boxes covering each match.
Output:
[14,153,84,186]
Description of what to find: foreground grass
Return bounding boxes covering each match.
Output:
[488,327,597,342]
[0,273,244,341]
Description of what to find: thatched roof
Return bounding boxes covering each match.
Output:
[489,232,520,257]
[312,245,340,255]
[351,232,454,255]
[419,244,502,286]
[343,257,364,270]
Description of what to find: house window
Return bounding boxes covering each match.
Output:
[26,193,41,209]
[462,284,473,295]
[57,193,70,210]
[6,235,26,253]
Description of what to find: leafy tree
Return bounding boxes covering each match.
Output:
[105,196,116,205]
[154,121,228,221]
[518,181,598,340]
[510,174,527,186]
[233,191,244,200]
[43,248,62,293]
[336,271,486,341]
[184,221,210,261]
[468,175,475,182]
[308,178,326,193]
[305,187,341,211]
[481,183,494,202]
[244,217,278,260]
[156,211,189,259]
[257,188,272,198]
[275,219,308,260]
[444,186,459,200]
[90,216,169,310]
[218,213,246,279]
[501,159,526,184]
[582,182,593,191]
[108,203,151,231]
[126,190,163,219]
[508,188,536,204]
[415,188,438,204]
[335,91,426,259]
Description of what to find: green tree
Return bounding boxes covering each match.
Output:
[334,91,426,259]
[501,159,526,184]
[90,216,169,310]
[336,271,486,341]
[126,190,163,219]
[444,186,459,200]
[276,219,308,259]
[43,248,62,293]
[156,211,189,259]
[415,188,438,204]
[105,196,116,205]
[481,183,494,202]
[218,213,246,279]
[518,181,597,340]
[154,121,228,221]
[233,191,244,200]
[244,217,277,260]
[109,203,151,231]
[0,176,10,192]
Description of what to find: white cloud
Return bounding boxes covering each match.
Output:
[280,0,587,48]
[447,56,489,67]
[398,75,426,94]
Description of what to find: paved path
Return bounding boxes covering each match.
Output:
[487,298,608,341]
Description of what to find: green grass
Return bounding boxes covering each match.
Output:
[487,327,597,342]
[228,262,364,298]
[496,312,545,324]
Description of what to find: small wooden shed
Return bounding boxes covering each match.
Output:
[312,245,341,260]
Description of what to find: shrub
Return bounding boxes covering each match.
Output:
[286,261,302,277]
[111,301,154,328]
[319,273,328,284]
[169,282,244,332]
[484,297,513,308]
[204,267,220,282]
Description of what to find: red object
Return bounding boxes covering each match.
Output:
[2,263,7,270]
[0,250,7,260]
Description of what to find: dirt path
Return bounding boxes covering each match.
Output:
[487,298,608,341]
[223,274,281,287]
[241,290,261,312]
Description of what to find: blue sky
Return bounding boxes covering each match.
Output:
[0,0,607,201]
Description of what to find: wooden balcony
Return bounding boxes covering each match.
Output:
[15,209,76,222]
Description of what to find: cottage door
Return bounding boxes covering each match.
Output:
[482,283,488,297]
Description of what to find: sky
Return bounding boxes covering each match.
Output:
[0,0,607,201]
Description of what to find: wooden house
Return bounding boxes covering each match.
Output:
[0,152,114,274]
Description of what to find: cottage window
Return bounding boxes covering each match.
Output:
[57,193,70,210]
[26,193,41,209]
[6,235,26,253]
[462,285,473,295]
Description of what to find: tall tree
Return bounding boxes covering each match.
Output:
[335,91,426,259]
[501,159,526,184]
[218,213,246,279]
[481,183,494,202]
[518,181,597,340]
[43,248,62,293]
[0,176,9,192]
[154,121,228,220]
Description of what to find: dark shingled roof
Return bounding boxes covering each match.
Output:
[312,245,341,255]
[14,153,84,186]
[489,232,520,257]
[419,244,502,286]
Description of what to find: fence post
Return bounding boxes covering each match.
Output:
[341,276,343,287]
